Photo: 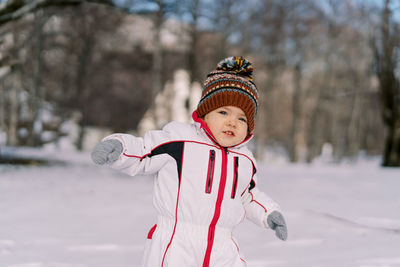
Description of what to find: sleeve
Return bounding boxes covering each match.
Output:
[241,168,281,229]
[102,124,175,177]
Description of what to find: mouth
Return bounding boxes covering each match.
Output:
[223,131,235,136]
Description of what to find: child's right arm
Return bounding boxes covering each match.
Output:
[91,126,174,176]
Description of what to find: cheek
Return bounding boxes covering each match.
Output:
[240,126,249,138]
[240,123,248,133]
[205,119,219,134]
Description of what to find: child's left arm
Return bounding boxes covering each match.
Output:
[241,175,288,240]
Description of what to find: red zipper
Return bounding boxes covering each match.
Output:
[205,150,216,194]
[203,147,228,267]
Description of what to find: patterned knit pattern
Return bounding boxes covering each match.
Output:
[197,56,259,133]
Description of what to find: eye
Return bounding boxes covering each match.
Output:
[218,111,227,115]
[239,117,247,123]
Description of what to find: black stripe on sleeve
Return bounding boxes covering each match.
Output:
[148,141,185,181]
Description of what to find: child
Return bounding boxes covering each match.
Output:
[91,56,287,266]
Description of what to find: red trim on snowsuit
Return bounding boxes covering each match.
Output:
[231,234,246,263]
[161,143,186,266]
[122,140,219,159]
[203,147,229,267]
[250,191,267,213]
[147,224,157,239]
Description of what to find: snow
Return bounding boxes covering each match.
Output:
[1,150,400,267]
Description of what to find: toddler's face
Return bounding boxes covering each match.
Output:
[204,106,248,147]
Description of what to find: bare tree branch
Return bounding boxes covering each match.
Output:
[0,0,115,26]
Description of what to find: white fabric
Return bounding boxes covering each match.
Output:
[104,121,281,266]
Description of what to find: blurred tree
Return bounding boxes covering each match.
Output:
[285,1,320,163]
[176,0,201,83]
[175,0,244,117]
[0,0,117,148]
[47,4,126,150]
[0,0,388,162]
[118,0,179,129]
[3,18,28,146]
[372,0,400,166]
[24,11,50,146]
[244,0,288,160]
[0,0,114,26]
[304,0,380,163]
[236,0,383,162]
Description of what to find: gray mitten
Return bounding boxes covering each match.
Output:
[267,211,288,241]
[91,139,123,165]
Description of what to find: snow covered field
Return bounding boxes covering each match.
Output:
[1,150,400,267]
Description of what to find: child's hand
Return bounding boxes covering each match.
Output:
[91,139,123,165]
[266,211,288,241]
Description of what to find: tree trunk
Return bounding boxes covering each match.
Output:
[27,12,46,147]
[187,0,200,120]
[187,0,199,83]
[0,81,4,139]
[289,62,302,162]
[346,83,362,158]
[8,71,19,146]
[0,67,11,142]
[306,89,323,163]
[254,66,279,161]
[372,0,400,166]
[152,17,163,99]
[383,117,400,166]
[75,33,95,150]
[7,26,22,147]
[149,0,164,129]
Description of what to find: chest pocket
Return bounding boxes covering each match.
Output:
[231,156,239,199]
[205,149,216,194]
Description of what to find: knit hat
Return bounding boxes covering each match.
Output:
[196,56,259,133]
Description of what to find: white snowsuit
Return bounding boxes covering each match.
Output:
[104,113,281,267]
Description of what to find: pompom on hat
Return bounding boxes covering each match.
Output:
[196,56,259,133]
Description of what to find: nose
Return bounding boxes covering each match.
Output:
[226,116,237,128]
